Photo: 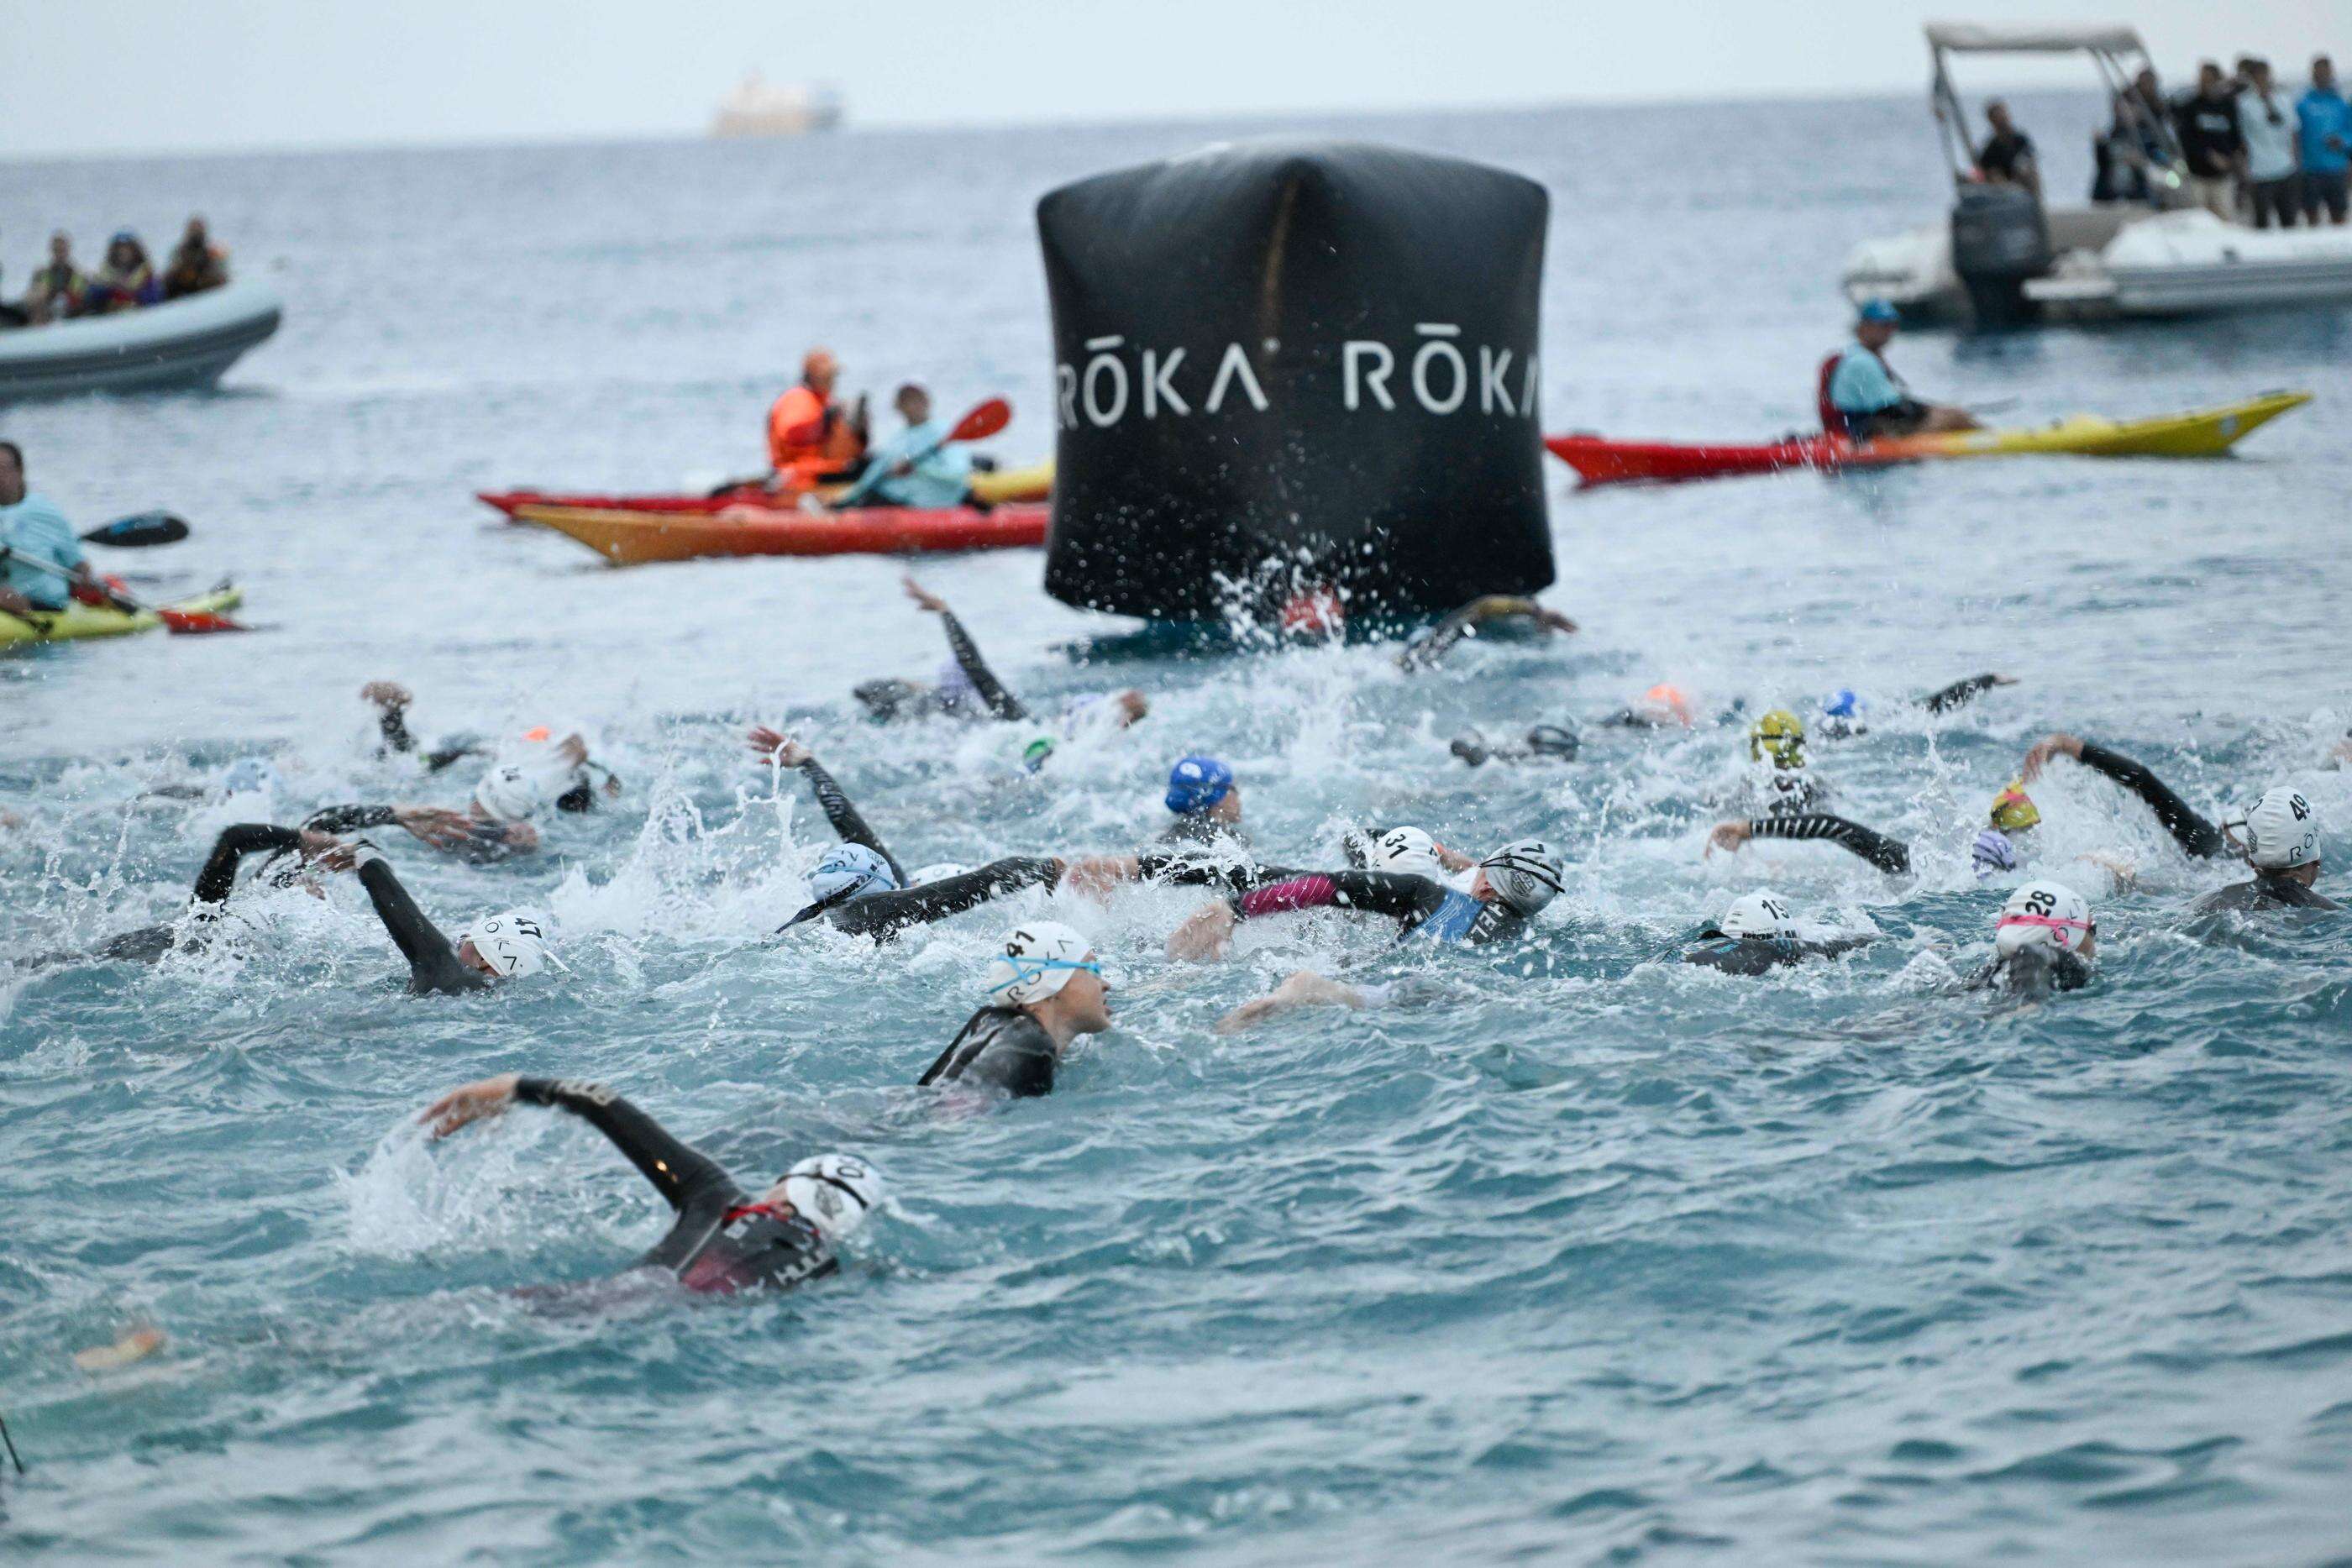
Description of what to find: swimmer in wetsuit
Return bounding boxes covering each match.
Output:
[852,576,1148,736]
[2021,734,2338,912]
[14,821,337,969]
[418,1074,880,1294]
[1968,878,2097,999]
[1815,673,2017,740]
[1682,890,1875,975]
[364,681,622,813]
[1394,595,1578,672]
[1739,708,1826,815]
[315,839,563,993]
[1449,723,1581,768]
[308,752,565,863]
[917,920,1115,1097]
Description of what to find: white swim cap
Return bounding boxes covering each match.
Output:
[460,910,564,977]
[779,1153,883,1240]
[1994,879,2092,957]
[220,757,281,797]
[1478,839,1566,917]
[1717,889,1796,939]
[472,763,544,824]
[1366,826,1443,878]
[2228,786,2321,870]
[984,920,1095,1006]
[806,843,899,903]
[907,862,971,885]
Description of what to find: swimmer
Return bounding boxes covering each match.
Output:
[1169,838,1564,962]
[318,839,562,993]
[1682,890,1874,974]
[1603,684,1698,729]
[1450,723,1579,767]
[855,576,1147,732]
[1815,673,2017,739]
[1394,595,1578,671]
[363,682,620,812]
[916,921,1115,1096]
[1161,755,1247,849]
[419,1075,879,1294]
[2020,734,2337,911]
[748,727,1068,938]
[1706,810,1912,875]
[307,753,568,863]
[15,822,339,969]
[1742,708,1825,815]
[1969,879,2097,998]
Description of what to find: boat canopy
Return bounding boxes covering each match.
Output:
[1924,23,2147,55]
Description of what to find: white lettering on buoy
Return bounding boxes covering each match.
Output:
[1478,347,1515,417]
[1143,348,1189,418]
[1082,337,1130,427]
[1410,323,1467,415]
[1343,342,1396,412]
[1205,342,1269,414]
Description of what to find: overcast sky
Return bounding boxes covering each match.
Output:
[3,0,2342,160]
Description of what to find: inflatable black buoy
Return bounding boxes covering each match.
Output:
[1037,139,1553,626]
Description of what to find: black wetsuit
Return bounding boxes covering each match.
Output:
[856,610,1029,723]
[1819,674,2006,739]
[917,1007,1060,1097]
[1969,945,2094,999]
[1229,869,1529,947]
[1396,595,1553,672]
[1755,771,1826,817]
[349,846,491,994]
[512,1078,836,1293]
[305,804,521,864]
[794,755,908,884]
[1683,934,1874,975]
[2073,742,2341,913]
[1740,813,1912,875]
[24,822,305,968]
[1451,725,1580,767]
[802,857,1064,941]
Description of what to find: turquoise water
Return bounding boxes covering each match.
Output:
[5,98,2352,1562]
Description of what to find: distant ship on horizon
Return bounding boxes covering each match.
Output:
[711,72,844,139]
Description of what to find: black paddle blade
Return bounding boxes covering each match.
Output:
[83,512,190,548]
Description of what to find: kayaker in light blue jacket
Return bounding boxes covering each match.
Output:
[835,384,975,510]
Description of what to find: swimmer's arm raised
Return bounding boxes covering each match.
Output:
[939,611,1029,722]
[513,1078,738,1211]
[2072,742,2228,858]
[188,822,305,906]
[1745,814,1913,874]
[795,757,905,884]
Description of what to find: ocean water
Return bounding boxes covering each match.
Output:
[5,95,2352,1564]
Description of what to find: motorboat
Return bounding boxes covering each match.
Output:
[0,279,280,400]
[1841,24,2352,324]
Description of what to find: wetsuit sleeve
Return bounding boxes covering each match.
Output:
[354,852,480,994]
[1396,595,1542,671]
[513,1078,739,1214]
[831,856,1061,940]
[1747,814,1913,874]
[1920,674,2003,714]
[377,706,419,756]
[1231,869,1446,924]
[306,804,402,834]
[2075,742,2227,858]
[1133,853,1303,891]
[797,758,903,884]
[938,611,1028,721]
[189,823,303,905]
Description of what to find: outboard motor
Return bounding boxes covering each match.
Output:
[1949,182,2051,327]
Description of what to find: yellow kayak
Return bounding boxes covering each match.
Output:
[969,461,1053,504]
[1906,390,2312,461]
[0,585,244,649]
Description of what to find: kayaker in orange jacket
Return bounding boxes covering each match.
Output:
[767,348,869,487]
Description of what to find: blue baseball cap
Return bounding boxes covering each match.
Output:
[1164,755,1235,815]
[1857,298,1901,324]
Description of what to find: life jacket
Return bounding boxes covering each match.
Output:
[1816,353,1850,438]
[767,384,864,483]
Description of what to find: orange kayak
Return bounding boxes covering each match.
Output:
[509,501,1051,567]
[480,460,1054,520]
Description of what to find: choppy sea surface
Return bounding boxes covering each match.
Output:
[5,95,2352,1563]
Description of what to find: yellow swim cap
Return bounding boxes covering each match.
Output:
[1750,708,1806,768]
[1990,779,2040,831]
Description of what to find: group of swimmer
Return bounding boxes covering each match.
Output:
[13,579,2339,1305]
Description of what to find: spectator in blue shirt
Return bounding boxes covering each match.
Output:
[2300,55,2351,226]
[0,443,97,616]
[833,384,976,511]
[1819,302,1980,442]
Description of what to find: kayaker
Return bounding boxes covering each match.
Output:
[160,217,230,299]
[852,575,1148,735]
[2019,734,2338,912]
[18,233,88,324]
[767,347,868,489]
[83,232,161,314]
[13,822,339,970]
[1820,302,1980,441]
[1683,890,1875,976]
[2237,60,2302,230]
[1167,839,1565,962]
[1975,101,2040,197]
[2299,55,2350,226]
[318,837,564,993]
[917,921,1116,1097]
[1970,880,2097,999]
[418,1074,879,1294]
[2174,63,2246,222]
[0,443,101,620]
[832,384,974,510]
[362,682,619,811]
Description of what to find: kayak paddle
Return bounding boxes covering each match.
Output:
[0,548,246,634]
[828,397,1013,509]
[81,511,191,548]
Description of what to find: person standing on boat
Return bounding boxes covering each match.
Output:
[2237,60,2302,229]
[1974,101,2040,197]
[767,347,869,490]
[1819,302,1980,441]
[2175,63,2247,222]
[2298,55,2350,226]
[0,442,99,618]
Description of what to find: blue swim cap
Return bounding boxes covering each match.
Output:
[807,843,898,903]
[1820,689,1865,720]
[1858,298,1901,324]
[1971,828,2019,880]
[1164,755,1235,815]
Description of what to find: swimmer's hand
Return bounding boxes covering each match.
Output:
[1531,606,1578,635]
[1705,821,1752,857]
[2078,850,2138,891]
[1217,971,1366,1033]
[394,805,472,848]
[901,574,949,614]
[1063,854,1140,898]
[1168,901,1237,962]
[421,1072,521,1138]
[297,828,344,863]
[2019,732,2084,783]
[501,821,541,852]
[1432,840,1476,873]
[1989,674,2019,686]
[747,725,811,768]
[360,680,412,710]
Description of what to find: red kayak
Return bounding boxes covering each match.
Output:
[478,461,1054,520]
[508,501,1049,566]
[1544,432,1882,485]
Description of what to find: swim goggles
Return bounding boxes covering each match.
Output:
[985,957,1107,996]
